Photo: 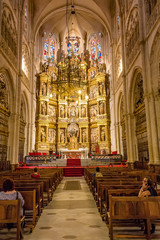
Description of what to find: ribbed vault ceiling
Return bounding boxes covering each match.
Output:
[33,0,114,40]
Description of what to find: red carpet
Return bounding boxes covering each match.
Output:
[67,158,81,167]
[63,167,84,177]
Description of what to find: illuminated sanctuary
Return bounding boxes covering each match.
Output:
[0,0,160,170]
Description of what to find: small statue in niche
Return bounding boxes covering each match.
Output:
[41,127,46,142]
[41,102,47,115]
[48,129,56,143]
[70,106,76,117]
[80,70,85,81]
[42,82,47,96]
[60,105,65,118]
[101,127,106,141]
[60,131,65,143]
[99,82,104,95]
[82,129,87,143]
[99,102,105,115]
[81,106,86,117]
[90,70,95,79]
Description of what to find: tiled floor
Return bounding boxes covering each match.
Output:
[0,177,159,240]
[22,177,109,240]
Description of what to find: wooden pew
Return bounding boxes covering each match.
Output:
[99,184,141,216]
[108,196,160,240]
[20,190,38,232]
[0,199,25,240]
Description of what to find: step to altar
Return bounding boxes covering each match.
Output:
[63,167,84,177]
[67,158,81,167]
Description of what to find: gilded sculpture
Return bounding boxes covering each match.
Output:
[35,55,111,153]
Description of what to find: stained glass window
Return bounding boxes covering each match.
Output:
[91,38,96,60]
[44,38,49,63]
[74,42,79,56]
[43,35,56,64]
[50,38,55,62]
[25,4,27,33]
[90,36,102,62]
[97,40,102,62]
[67,42,72,56]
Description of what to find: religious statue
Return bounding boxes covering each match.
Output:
[41,102,47,115]
[90,105,97,117]
[99,82,104,95]
[91,128,98,143]
[91,70,95,79]
[60,131,65,143]
[82,129,87,142]
[90,85,97,99]
[51,71,57,81]
[60,105,65,118]
[101,127,106,141]
[41,127,46,142]
[48,105,56,117]
[81,106,86,118]
[42,82,47,96]
[99,102,105,115]
[67,123,79,150]
[70,106,76,117]
[48,129,56,143]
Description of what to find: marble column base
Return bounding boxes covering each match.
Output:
[126,162,135,170]
[148,164,160,173]
[11,164,19,171]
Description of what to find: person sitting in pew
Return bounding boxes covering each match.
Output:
[138,177,157,234]
[31,167,40,178]
[92,167,103,177]
[0,179,25,229]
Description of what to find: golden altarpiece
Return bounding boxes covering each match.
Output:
[35,55,111,155]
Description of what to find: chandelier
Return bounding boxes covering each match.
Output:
[51,55,88,100]
[50,1,88,100]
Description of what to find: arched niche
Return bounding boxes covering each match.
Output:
[133,71,149,165]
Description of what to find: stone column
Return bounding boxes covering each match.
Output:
[138,0,159,166]
[10,3,23,168]
[115,122,120,154]
[119,10,131,166]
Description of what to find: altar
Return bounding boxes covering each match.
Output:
[59,148,89,159]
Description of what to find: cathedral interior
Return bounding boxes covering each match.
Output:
[0,0,160,171]
[0,1,160,240]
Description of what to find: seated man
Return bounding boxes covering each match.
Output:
[138,177,157,234]
[92,167,103,177]
[31,168,40,178]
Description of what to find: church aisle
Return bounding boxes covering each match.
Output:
[24,177,109,240]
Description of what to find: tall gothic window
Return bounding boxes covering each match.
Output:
[97,40,102,62]
[91,38,96,60]
[90,36,102,62]
[67,41,72,56]
[24,3,27,33]
[43,34,55,64]
[66,36,80,56]
[74,42,79,56]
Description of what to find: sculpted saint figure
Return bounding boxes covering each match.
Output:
[60,132,65,143]
[42,82,47,96]
[81,106,86,117]
[82,130,87,142]
[100,102,105,115]
[41,127,46,142]
[41,102,47,115]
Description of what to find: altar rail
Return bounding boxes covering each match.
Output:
[91,154,124,165]
[25,155,56,166]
